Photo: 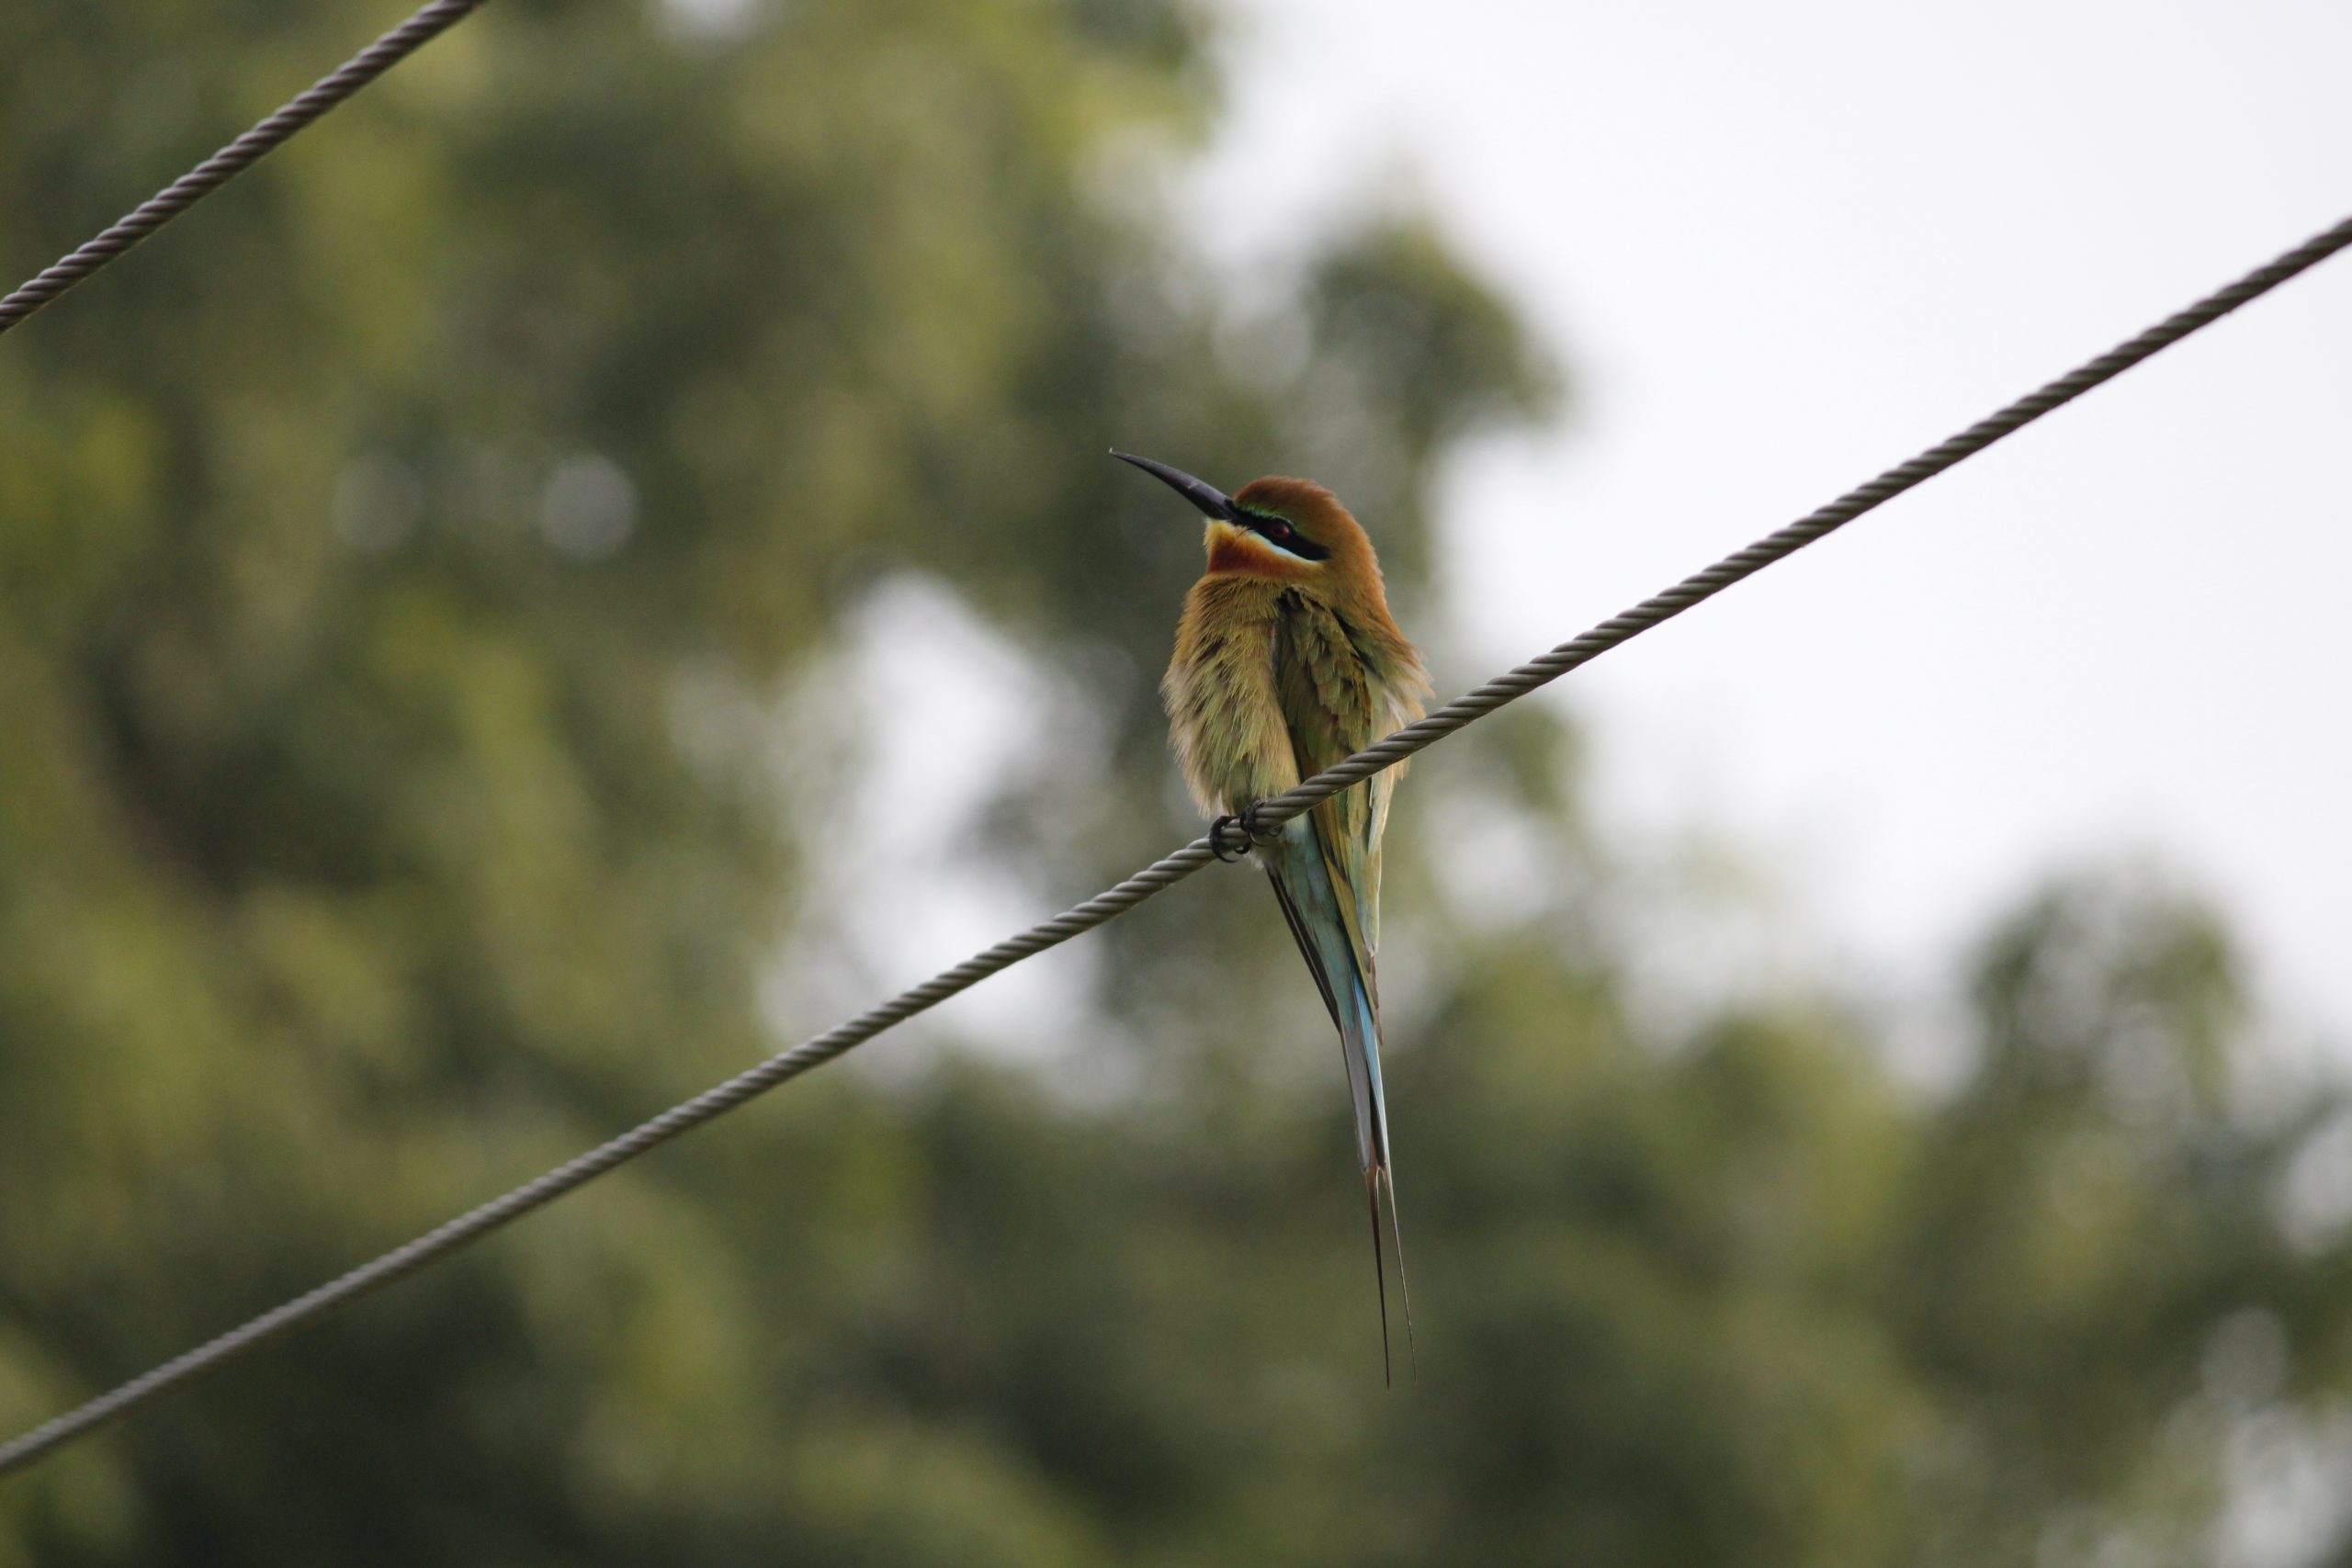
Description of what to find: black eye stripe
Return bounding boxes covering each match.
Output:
[1238,509,1330,561]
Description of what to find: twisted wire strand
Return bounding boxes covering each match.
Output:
[3,210,2347,1481]
[0,0,489,336]
[1242,210,2352,832]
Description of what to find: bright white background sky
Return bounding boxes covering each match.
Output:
[1179,0,2352,1051]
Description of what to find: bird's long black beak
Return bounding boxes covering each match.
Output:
[1111,450,1239,522]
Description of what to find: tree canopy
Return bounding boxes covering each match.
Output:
[3,2,2347,1564]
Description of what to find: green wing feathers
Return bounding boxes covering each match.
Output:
[1270,593,1424,978]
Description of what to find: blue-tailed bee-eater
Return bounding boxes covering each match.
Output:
[1115,450,1432,1380]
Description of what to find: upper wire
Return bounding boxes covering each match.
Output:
[0,0,490,336]
[2,209,2347,1481]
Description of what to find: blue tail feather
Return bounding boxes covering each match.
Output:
[1261,822,1412,1381]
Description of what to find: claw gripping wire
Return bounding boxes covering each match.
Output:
[1208,802,1275,862]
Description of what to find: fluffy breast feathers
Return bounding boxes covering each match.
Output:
[1162,577,1429,818]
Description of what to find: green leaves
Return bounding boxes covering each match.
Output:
[1,2,2344,1563]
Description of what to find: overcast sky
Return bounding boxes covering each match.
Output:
[1179,0,2352,1049]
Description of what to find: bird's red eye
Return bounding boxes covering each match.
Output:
[1238,509,1329,558]
[1238,509,1331,561]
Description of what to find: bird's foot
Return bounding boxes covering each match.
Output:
[1208,801,1272,863]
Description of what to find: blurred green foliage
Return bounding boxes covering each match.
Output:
[3,1,2349,1563]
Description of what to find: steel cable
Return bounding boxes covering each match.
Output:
[1242,210,2352,832]
[0,0,489,336]
[2,210,2346,1481]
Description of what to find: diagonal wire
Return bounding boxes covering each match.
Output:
[2,210,2347,1483]
[1239,212,2352,833]
[0,0,489,336]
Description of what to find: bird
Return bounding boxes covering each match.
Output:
[1114,449,1432,1380]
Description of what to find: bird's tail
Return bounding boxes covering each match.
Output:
[1340,976,1416,1386]
[1267,832,1415,1383]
